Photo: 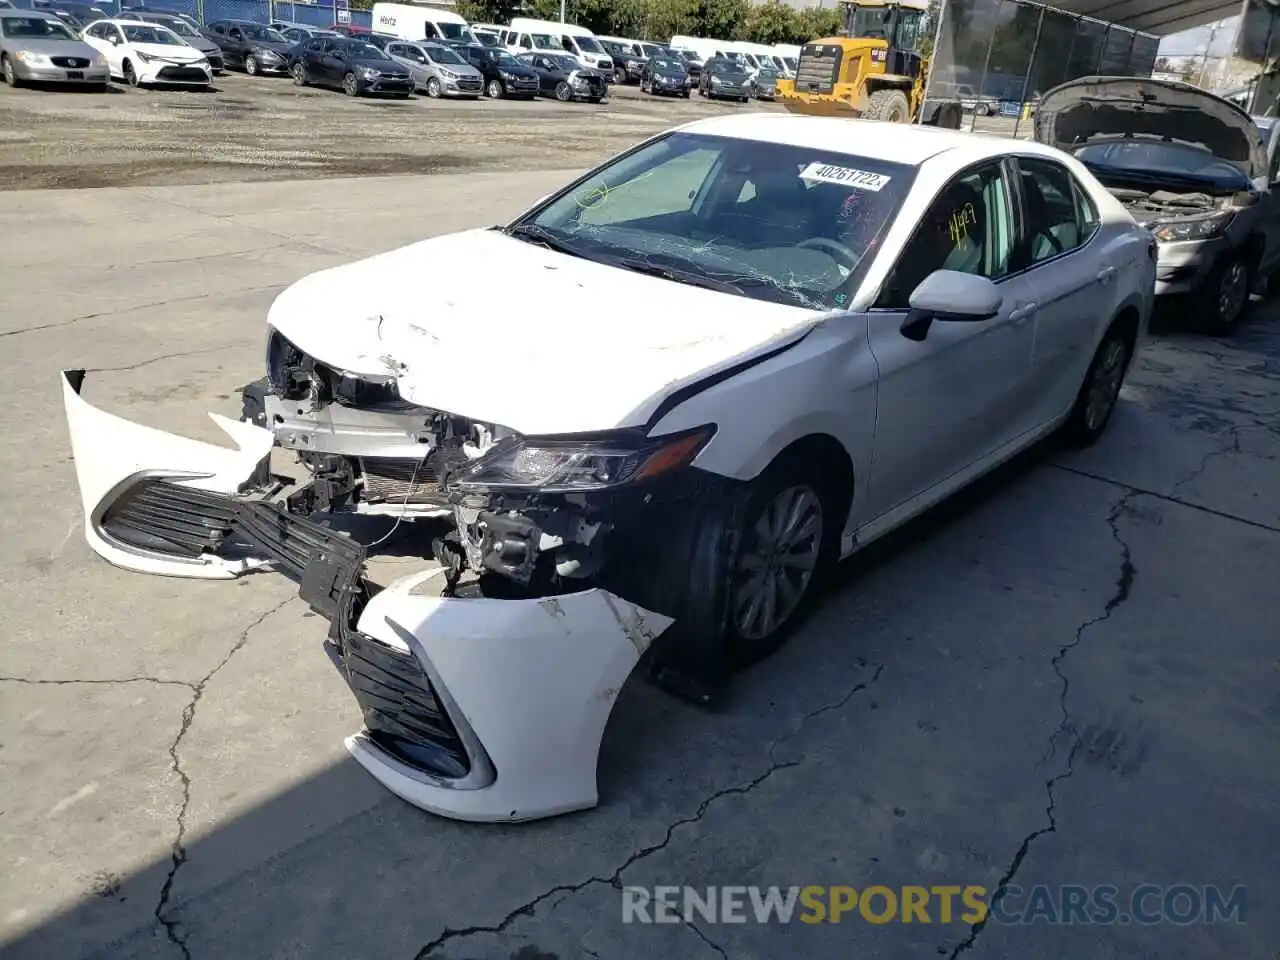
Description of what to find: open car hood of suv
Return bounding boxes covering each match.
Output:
[265,228,827,437]
[1034,75,1267,179]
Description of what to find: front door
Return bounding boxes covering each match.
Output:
[861,159,1037,520]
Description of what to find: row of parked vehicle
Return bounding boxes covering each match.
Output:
[0,1,784,104]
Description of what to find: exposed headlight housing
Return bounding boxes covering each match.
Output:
[451,425,715,494]
[1150,211,1235,242]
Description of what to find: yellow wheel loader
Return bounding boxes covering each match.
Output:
[776,0,963,128]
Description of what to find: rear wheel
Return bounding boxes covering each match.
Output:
[1061,324,1132,447]
[865,87,910,122]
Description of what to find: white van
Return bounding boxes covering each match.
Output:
[371,3,475,44]
[504,17,613,73]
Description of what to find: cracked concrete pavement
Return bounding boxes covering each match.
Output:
[1,170,1277,960]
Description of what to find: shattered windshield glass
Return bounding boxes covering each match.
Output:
[514,132,914,310]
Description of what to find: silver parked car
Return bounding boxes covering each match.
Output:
[385,39,482,98]
[1037,75,1280,334]
[0,8,108,87]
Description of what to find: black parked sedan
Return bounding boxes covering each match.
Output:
[289,35,413,97]
[516,51,605,103]
[205,19,293,75]
[640,53,689,97]
[456,43,538,99]
[698,55,751,102]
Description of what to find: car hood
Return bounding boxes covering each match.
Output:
[187,35,218,53]
[500,64,537,77]
[437,61,482,76]
[128,42,206,61]
[352,56,405,70]
[249,40,293,55]
[1034,75,1267,179]
[266,228,827,436]
[4,36,97,56]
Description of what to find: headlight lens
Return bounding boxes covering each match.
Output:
[261,49,282,61]
[711,76,721,85]
[452,425,715,493]
[358,65,379,77]
[92,54,108,67]
[439,68,457,79]
[134,50,154,63]
[1150,211,1235,242]
[15,51,51,65]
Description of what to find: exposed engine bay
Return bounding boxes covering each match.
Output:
[1106,186,1240,221]
[248,331,722,615]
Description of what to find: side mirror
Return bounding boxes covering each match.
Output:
[900,270,1002,342]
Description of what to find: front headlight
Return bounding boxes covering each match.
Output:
[92,54,108,67]
[439,68,457,79]
[358,65,380,78]
[14,51,52,66]
[260,49,283,62]
[134,50,154,63]
[710,75,722,86]
[451,425,715,494]
[1150,211,1235,243]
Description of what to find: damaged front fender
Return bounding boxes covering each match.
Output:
[61,369,274,579]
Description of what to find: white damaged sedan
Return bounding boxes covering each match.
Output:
[62,114,1156,822]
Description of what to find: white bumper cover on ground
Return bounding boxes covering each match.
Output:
[59,370,674,822]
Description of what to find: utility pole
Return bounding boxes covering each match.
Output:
[1197,18,1225,88]
[560,0,566,23]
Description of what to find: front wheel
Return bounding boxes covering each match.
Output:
[244,54,259,76]
[1198,255,1252,335]
[425,76,442,98]
[291,62,308,86]
[1,54,19,87]
[614,66,626,84]
[554,80,571,102]
[1061,325,1132,447]
[486,78,503,98]
[342,71,359,97]
[123,59,139,87]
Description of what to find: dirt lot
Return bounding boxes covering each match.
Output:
[0,74,781,190]
[0,74,1028,191]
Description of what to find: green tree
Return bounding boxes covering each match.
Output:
[646,0,700,41]
[456,0,523,22]
[791,6,842,43]
[521,0,581,22]
[740,0,796,44]
[696,0,749,39]
[919,0,943,59]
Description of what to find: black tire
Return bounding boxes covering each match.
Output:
[425,76,442,98]
[682,453,840,671]
[613,66,626,84]
[244,54,259,76]
[554,80,571,102]
[342,71,359,97]
[1060,323,1133,448]
[865,87,910,122]
[1197,255,1252,335]
[1,54,20,88]
[486,78,503,98]
[291,62,308,86]
[682,89,690,98]
[123,59,139,87]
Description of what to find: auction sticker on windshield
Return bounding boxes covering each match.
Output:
[799,163,891,192]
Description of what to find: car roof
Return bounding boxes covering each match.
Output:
[674,114,1057,168]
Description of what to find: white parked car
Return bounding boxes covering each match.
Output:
[80,17,210,87]
[61,115,1155,823]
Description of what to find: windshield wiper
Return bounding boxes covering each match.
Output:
[606,257,745,295]
[505,223,587,258]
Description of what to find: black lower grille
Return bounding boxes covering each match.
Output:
[338,618,470,778]
[208,55,223,69]
[359,457,443,505]
[52,56,90,68]
[157,66,209,82]
[101,479,239,558]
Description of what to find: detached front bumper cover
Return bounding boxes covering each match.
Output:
[60,370,673,822]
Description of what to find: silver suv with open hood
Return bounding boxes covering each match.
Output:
[1036,75,1280,334]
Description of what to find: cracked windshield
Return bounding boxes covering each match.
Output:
[513,132,914,310]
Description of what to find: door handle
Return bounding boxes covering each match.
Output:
[1097,266,1117,284]
[1009,302,1038,323]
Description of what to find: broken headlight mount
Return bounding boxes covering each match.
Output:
[446,425,717,590]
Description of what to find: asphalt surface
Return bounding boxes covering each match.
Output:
[1,166,1277,958]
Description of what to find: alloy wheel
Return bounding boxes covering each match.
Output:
[730,485,824,642]
[1217,260,1248,326]
[245,55,258,75]
[487,79,501,98]
[1084,338,1127,431]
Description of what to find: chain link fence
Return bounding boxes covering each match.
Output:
[927,0,1160,138]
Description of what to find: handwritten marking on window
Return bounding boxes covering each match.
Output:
[949,202,977,248]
